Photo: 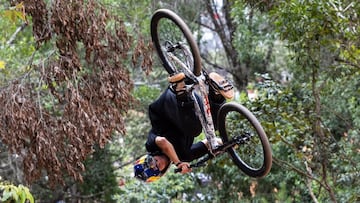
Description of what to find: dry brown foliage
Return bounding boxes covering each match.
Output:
[1,0,152,186]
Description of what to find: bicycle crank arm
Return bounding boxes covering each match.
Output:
[215,134,253,152]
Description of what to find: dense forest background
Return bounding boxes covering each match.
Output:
[0,0,359,202]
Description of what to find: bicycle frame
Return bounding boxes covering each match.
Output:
[192,79,219,152]
[167,44,219,154]
[168,44,255,168]
[174,132,253,172]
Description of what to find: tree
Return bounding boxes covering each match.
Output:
[199,0,277,91]
[0,0,152,186]
[0,0,37,186]
[260,0,360,202]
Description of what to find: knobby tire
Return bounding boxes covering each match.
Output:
[150,9,202,76]
[217,102,272,177]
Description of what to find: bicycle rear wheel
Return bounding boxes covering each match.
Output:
[217,102,272,178]
[151,9,202,77]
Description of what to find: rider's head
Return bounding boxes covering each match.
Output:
[133,153,170,182]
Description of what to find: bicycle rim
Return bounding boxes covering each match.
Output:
[150,9,201,76]
[217,102,272,178]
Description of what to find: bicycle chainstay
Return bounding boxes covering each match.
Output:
[221,132,253,150]
[189,133,254,169]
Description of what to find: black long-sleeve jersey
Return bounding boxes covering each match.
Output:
[145,87,223,161]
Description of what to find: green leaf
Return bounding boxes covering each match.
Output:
[1,185,19,202]
[10,187,19,202]
[3,10,22,22]
[18,185,34,203]
[0,60,5,69]
[2,2,26,22]
[1,189,12,201]
[25,190,35,203]
[18,191,26,203]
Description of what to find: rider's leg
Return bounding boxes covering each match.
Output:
[189,141,208,161]
[168,72,191,102]
[189,137,223,161]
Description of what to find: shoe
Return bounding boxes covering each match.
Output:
[208,72,234,100]
[168,72,185,83]
[168,72,186,95]
[202,137,223,150]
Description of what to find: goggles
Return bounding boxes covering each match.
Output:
[134,155,161,182]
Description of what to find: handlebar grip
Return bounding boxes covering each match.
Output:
[174,164,195,173]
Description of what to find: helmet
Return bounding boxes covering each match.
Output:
[134,154,161,182]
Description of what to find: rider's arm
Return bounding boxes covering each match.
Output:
[155,136,192,174]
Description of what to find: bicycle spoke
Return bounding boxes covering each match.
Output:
[224,111,265,170]
[155,17,195,76]
[167,53,194,77]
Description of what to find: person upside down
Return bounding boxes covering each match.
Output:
[134,72,234,182]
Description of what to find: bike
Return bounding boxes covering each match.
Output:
[151,9,272,178]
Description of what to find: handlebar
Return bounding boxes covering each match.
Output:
[173,139,240,173]
[174,164,194,173]
[173,153,213,173]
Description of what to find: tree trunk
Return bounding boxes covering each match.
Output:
[311,65,337,203]
[204,0,248,92]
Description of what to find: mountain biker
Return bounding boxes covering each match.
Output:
[134,72,234,182]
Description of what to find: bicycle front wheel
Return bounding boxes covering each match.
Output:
[217,102,272,178]
[150,9,202,77]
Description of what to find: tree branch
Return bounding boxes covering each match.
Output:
[201,54,226,70]
[335,56,360,69]
[272,156,327,189]
[6,23,28,45]
[305,161,319,203]
[195,19,215,32]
